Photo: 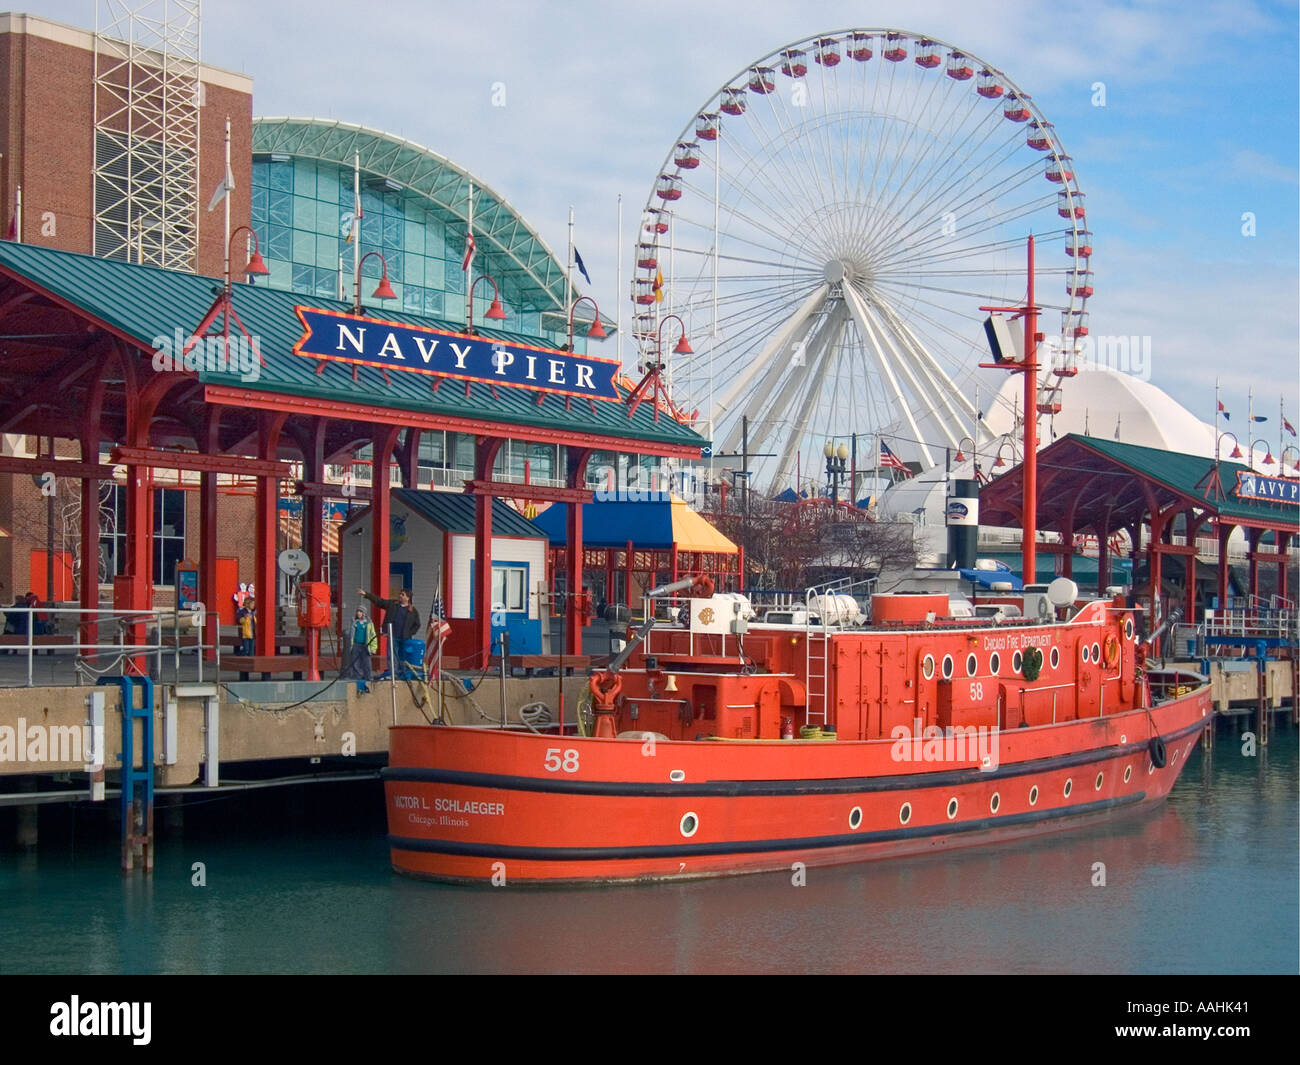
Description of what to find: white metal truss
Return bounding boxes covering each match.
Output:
[93,0,201,271]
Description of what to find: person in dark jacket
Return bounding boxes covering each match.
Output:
[357,586,423,679]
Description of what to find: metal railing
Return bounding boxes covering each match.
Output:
[1201,607,1299,645]
[0,605,222,688]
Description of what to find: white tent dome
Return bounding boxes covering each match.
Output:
[983,368,1219,456]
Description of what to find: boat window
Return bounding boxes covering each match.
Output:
[922,654,935,680]
[1049,646,1060,669]
[1012,650,1023,673]
[965,653,977,677]
[899,802,912,825]
[990,652,1001,675]
[941,655,954,680]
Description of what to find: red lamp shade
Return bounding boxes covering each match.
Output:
[586,317,608,340]
[372,274,396,301]
[1230,444,1243,459]
[1264,450,1275,465]
[993,453,1006,468]
[486,297,508,321]
[673,334,693,355]
[245,249,270,276]
[954,449,966,462]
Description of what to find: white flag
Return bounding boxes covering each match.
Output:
[207,163,234,212]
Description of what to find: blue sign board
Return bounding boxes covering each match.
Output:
[1234,471,1300,505]
[293,307,621,401]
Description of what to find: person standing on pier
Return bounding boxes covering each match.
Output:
[358,586,422,679]
[342,606,378,692]
[237,596,257,657]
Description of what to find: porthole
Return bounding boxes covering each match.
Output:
[1029,785,1039,806]
[990,792,1001,814]
[1124,765,1132,784]
[679,812,699,838]
[1124,617,1135,641]
[1091,642,1101,663]
[1081,643,1090,663]
[922,654,935,680]
[990,652,1001,675]
[946,797,959,820]
[1012,650,1023,673]
[966,653,978,677]
[849,806,863,830]
[941,655,954,680]
[899,802,912,825]
[1049,646,1060,669]
[1063,778,1073,798]
[669,769,686,782]
[1094,772,1104,791]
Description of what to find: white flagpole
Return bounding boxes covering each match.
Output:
[222,118,231,288]
[566,205,574,328]
[465,180,474,325]
[1214,377,1220,461]
[352,150,361,313]
[15,183,22,243]
[616,194,623,367]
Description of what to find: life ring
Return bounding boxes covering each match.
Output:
[1148,736,1167,769]
[1103,634,1120,667]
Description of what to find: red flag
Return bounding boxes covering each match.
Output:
[1284,416,1296,437]
[461,231,475,272]
[1217,400,1230,421]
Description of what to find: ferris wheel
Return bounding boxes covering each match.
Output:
[633,29,1092,493]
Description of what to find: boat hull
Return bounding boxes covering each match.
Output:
[384,686,1212,885]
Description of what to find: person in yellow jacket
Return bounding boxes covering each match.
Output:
[342,605,378,692]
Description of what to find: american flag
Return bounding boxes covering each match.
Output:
[1284,415,1297,438]
[880,441,912,477]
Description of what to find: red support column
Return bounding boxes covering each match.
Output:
[302,419,327,581]
[1247,527,1261,602]
[738,545,746,592]
[369,425,402,650]
[1184,511,1204,622]
[625,540,635,609]
[473,437,503,666]
[254,413,287,659]
[1217,523,1233,609]
[197,408,222,661]
[670,543,680,584]
[564,448,593,657]
[1148,510,1164,627]
[564,499,583,656]
[1278,531,1292,604]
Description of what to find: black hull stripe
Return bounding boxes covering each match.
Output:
[383,718,1207,798]
[389,792,1148,861]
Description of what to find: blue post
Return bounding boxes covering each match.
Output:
[100,676,155,872]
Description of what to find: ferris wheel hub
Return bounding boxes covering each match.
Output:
[823,260,848,284]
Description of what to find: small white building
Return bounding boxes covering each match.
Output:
[339,488,548,656]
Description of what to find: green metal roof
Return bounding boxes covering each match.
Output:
[0,241,704,452]
[1068,435,1298,526]
[393,489,543,538]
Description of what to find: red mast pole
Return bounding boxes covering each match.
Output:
[1022,236,1038,584]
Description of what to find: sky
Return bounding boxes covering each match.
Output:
[31,0,1300,437]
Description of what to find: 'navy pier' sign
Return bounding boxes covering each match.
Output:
[293,307,621,401]
[1234,471,1300,505]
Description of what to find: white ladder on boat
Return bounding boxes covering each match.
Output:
[805,623,830,727]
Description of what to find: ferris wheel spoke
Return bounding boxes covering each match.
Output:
[769,306,849,490]
[857,96,1010,255]
[872,146,1046,265]
[841,283,937,469]
[871,292,979,430]
[735,307,842,459]
[711,283,829,421]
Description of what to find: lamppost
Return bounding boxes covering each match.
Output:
[225,225,269,293]
[1279,444,1300,474]
[567,296,607,351]
[954,435,976,463]
[466,274,508,334]
[1249,438,1276,467]
[824,440,848,504]
[992,440,1017,469]
[353,250,396,315]
[1216,431,1244,461]
[627,314,692,419]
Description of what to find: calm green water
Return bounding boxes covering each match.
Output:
[1,724,1296,974]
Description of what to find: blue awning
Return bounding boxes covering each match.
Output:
[958,567,1024,590]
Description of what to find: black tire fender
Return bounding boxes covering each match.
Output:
[1148,735,1167,769]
